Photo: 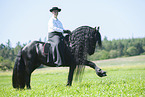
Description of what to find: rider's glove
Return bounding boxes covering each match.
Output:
[63,30,71,34]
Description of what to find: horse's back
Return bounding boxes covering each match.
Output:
[22,41,45,60]
[22,41,44,50]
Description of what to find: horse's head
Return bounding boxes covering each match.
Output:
[87,26,102,55]
[95,26,102,47]
[70,26,102,60]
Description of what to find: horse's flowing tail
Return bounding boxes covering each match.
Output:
[12,50,26,89]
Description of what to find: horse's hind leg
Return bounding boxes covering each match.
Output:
[25,73,31,89]
[25,61,33,89]
[85,61,107,77]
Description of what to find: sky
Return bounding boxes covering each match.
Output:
[0,0,145,47]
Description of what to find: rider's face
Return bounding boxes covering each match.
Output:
[52,10,58,18]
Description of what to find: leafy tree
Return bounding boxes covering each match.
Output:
[0,59,13,70]
[117,42,124,56]
[102,41,112,51]
[103,36,108,41]
[44,37,47,42]
[14,42,22,55]
[134,43,144,54]
[10,49,15,61]
[127,46,138,56]
[109,50,119,58]
[39,38,42,42]
[6,39,11,50]
[0,44,5,50]
[0,56,4,63]
[143,46,145,51]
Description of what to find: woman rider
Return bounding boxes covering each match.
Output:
[48,7,71,66]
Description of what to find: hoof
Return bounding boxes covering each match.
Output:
[27,86,31,89]
[96,69,107,77]
[66,83,71,86]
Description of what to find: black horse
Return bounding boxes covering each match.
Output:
[12,26,107,89]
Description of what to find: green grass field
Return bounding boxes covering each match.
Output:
[0,55,145,97]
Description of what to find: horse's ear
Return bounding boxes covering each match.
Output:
[97,26,100,31]
[95,26,100,31]
[95,27,96,30]
[94,27,97,31]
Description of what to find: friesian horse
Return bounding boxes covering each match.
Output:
[12,26,107,89]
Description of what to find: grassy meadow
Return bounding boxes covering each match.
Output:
[0,55,145,97]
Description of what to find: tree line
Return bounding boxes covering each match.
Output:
[0,40,26,70]
[89,37,145,60]
[0,37,145,70]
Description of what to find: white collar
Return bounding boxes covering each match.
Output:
[51,16,58,20]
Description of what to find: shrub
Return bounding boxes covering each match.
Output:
[109,50,119,58]
[127,46,139,56]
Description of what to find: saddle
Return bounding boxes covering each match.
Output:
[43,34,72,66]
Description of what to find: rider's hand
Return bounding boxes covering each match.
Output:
[63,30,71,34]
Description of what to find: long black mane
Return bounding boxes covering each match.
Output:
[69,26,102,80]
[69,26,101,65]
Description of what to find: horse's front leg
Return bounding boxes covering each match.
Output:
[85,61,107,77]
[66,65,76,86]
